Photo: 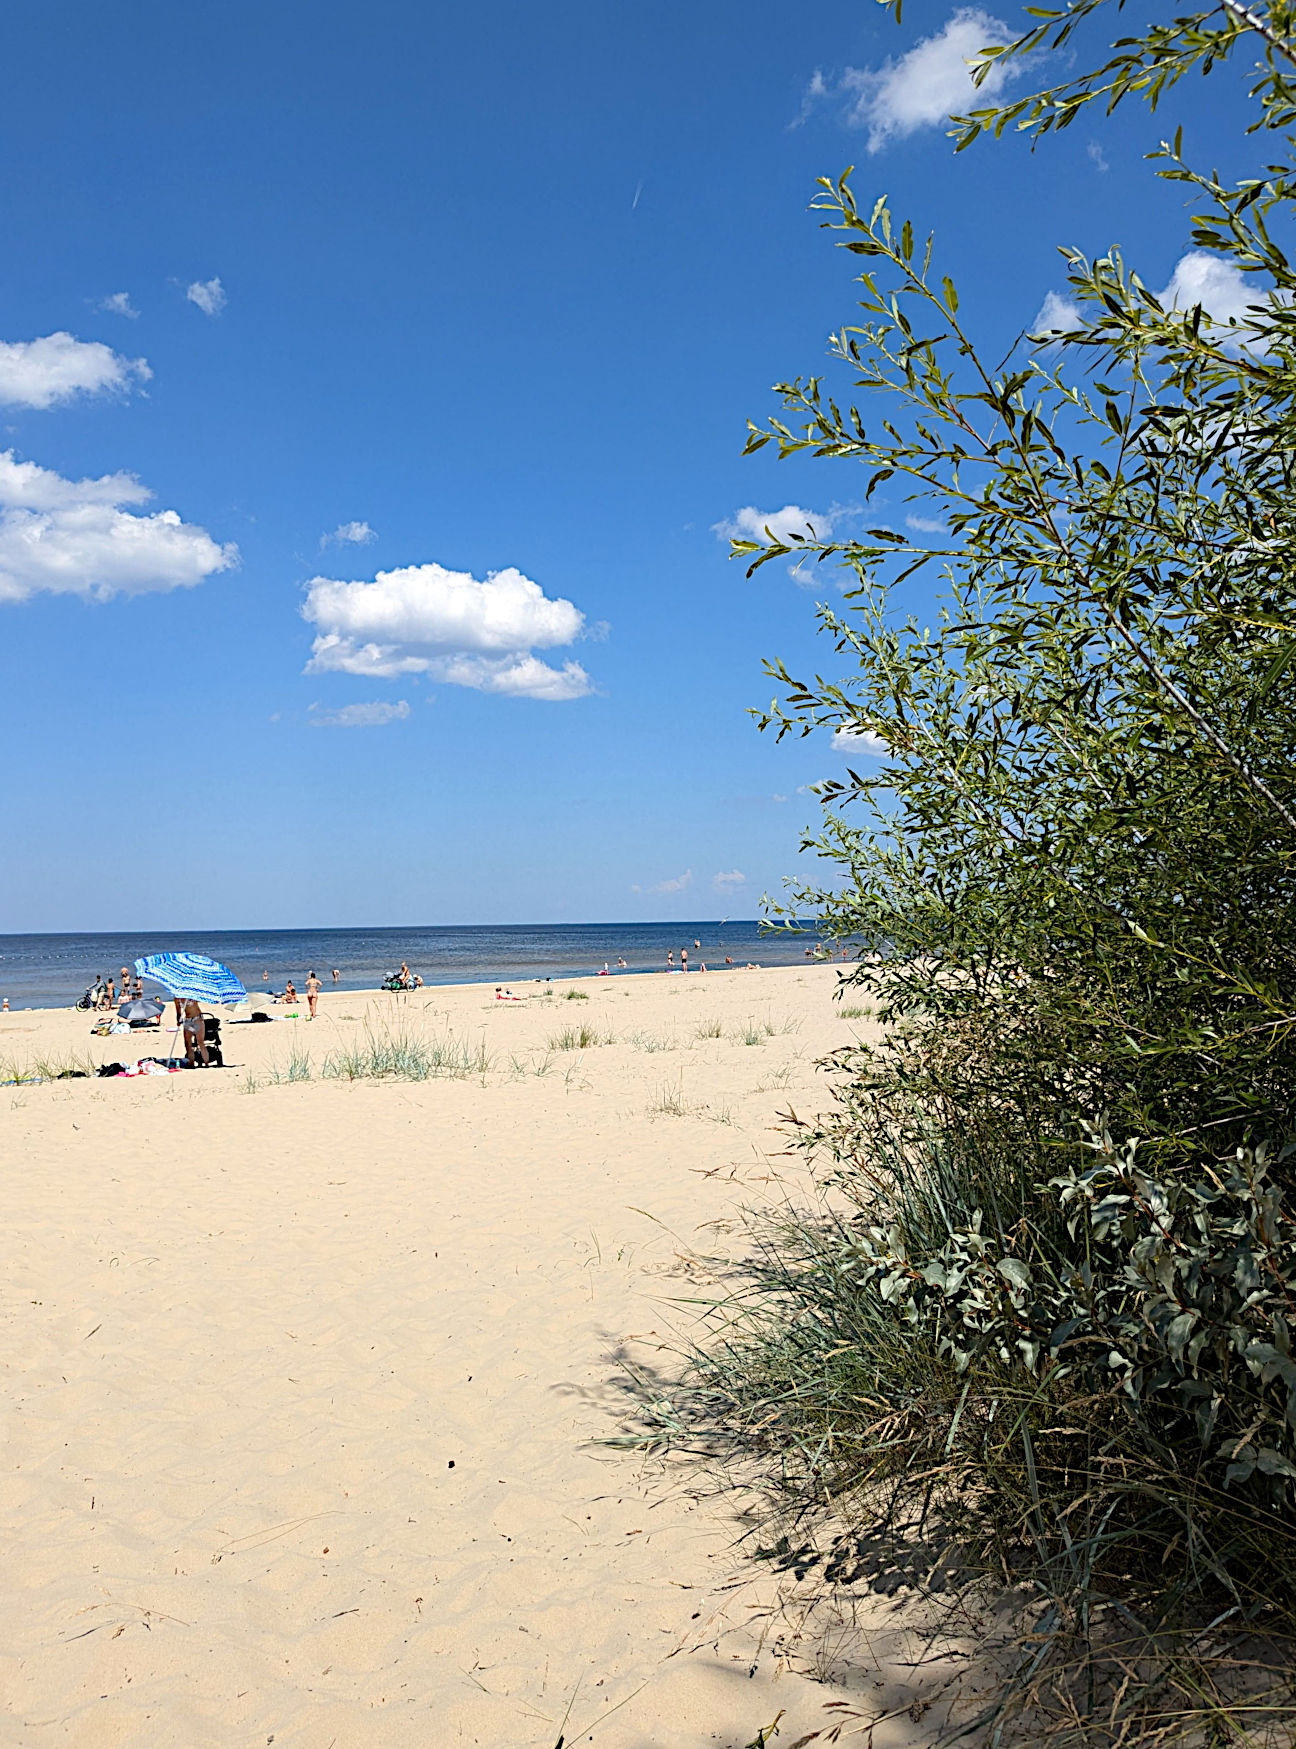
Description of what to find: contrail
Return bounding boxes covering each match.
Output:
[631,179,644,210]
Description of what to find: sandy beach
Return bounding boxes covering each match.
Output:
[0,965,939,1747]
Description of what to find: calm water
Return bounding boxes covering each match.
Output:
[0,921,834,1009]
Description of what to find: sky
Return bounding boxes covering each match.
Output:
[0,0,1257,931]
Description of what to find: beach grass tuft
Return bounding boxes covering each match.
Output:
[549,1024,612,1051]
[267,1044,313,1084]
[647,1077,692,1117]
[694,1017,724,1039]
[1,1049,97,1085]
[562,988,590,1001]
[321,1020,491,1082]
[626,1029,680,1053]
[838,1004,870,1019]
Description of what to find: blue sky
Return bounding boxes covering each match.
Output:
[0,0,1253,931]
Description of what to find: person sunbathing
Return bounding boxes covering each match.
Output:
[281,980,298,1004]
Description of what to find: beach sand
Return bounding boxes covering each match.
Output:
[0,966,936,1747]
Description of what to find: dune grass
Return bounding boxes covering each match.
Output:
[320,1021,491,1082]
[548,1023,613,1051]
[562,988,589,1001]
[626,1029,680,1053]
[0,1049,97,1085]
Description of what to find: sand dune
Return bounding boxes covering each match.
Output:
[0,966,934,1747]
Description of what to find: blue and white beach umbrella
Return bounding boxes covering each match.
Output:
[134,953,247,1007]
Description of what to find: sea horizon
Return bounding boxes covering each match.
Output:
[0,918,835,1009]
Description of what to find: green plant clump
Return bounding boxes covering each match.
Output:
[638,2,1296,1733]
[549,1024,612,1051]
[321,1022,489,1082]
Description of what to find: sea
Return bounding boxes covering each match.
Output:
[0,921,837,1010]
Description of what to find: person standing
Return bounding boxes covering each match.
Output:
[331,967,340,984]
[182,999,209,1067]
[306,968,321,1020]
[681,947,689,972]
[667,950,674,969]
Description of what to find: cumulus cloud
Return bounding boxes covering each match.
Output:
[98,292,140,319]
[0,333,150,409]
[839,9,1019,153]
[302,561,593,701]
[323,520,376,547]
[714,503,835,547]
[653,869,693,894]
[0,450,236,604]
[1033,251,1264,345]
[715,504,844,582]
[1087,140,1110,173]
[1161,252,1258,329]
[713,869,747,891]
[186,278,227,317]
[309,699,410,728]
[1031,290,1084,337]
[833,724,889,757]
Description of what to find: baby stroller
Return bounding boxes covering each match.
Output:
[202,1014,224,1068]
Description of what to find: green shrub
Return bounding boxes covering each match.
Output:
[637,1,1296,1730]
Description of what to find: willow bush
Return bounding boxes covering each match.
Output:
[641,2,1296,1735]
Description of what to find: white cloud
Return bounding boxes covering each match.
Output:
[302,561,593,701]
[1033,251,1263,345]
[98,292,140,319]
[906,513,946,534]
[186,278,227,317]
[309,699,410,728]
[1032,290,1084,335]
[833,724,888,757]
[841,9,1019,153]
[323,520,376,546]
[713,869,747,891]
[1087,140,1110,173]
[0,450,236,604]
[1161,251,1258,329]
[654,869,693,894]
[792,68,830,127]
[713,503,835,547]
[715,504,842,582]
[0,333,150,409]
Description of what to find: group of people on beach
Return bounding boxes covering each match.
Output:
[87,967,145,1010]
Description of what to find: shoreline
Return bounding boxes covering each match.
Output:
[0,921,842,1012]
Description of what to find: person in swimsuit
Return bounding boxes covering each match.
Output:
[282,979,297,1005]
[331,968,340,983]
[182,999,209,1067]
[306,969,321,1019]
